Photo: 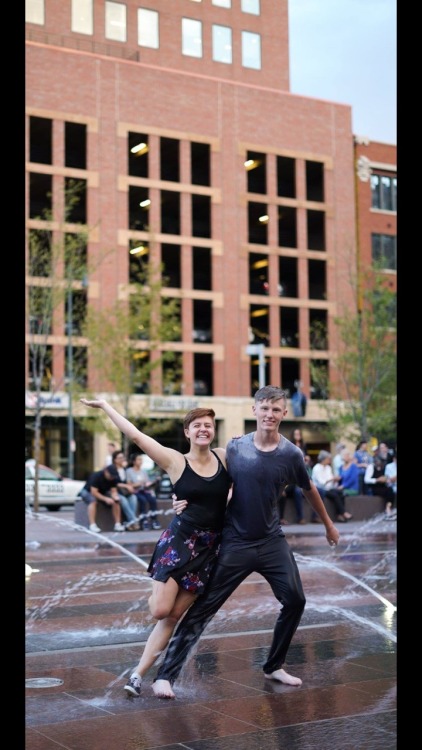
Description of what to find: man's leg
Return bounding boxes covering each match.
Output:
[259,535,306,683]
[153,546,253,694]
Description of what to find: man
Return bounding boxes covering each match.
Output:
[152,385,340,698]
[79,465,125,533]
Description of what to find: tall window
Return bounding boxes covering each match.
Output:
[71,0,93,35]
[212,25,232,64]
[30,117,52,165]
[105,1,126,42]
[372,234,397,271]
[371,174,397,212]
[65,122,87,169]
[242,31,261,69]
[138,8,159,48]
[182,18,202,57]
[26,0,44,25]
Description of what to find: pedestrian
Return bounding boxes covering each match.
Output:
[79,397,232,697]
[150,385,340,699]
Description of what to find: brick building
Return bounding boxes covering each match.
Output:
[25,0,396,477]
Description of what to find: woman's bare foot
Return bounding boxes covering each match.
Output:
[152,679,175,699]
[264,668,302,686]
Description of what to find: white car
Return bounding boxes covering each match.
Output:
[25,459,85,512]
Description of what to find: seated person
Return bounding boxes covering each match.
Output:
[337,449,360,495]
[365,454,395,514]
[78,466,125,533]
[108,450,140,530]
[311,450,353,522]
[126,453,161,530]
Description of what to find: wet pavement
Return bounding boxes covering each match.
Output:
[25,509,397,750]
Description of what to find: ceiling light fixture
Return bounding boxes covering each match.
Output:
[131,142,148,155]
[139,199,151,208]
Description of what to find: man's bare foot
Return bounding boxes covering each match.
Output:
[152,679,175,699]
[265,668,302,686]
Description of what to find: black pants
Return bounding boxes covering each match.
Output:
[155,533,306,684]
[318,487,345,515]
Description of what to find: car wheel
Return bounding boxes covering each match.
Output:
[46,506,61,512]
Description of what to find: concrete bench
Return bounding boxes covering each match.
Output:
[74,498,115,531]
[281,494,385,524]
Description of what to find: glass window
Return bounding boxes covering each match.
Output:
[193,247,212,289]
[29,173,52,219]
[241,0,260,14]
[371,234,397,271]
[26,0,44,25]
[160,138,180,182]
[212,0,231,7]
[248,202,268,244]
[246,151,266,194]
[191,142,210,186]
[306,160,324,202]
[212,25,232,64]
[277,156,296,198]
[242,31,261,69]
[128,133,149,177]
[65,122,87,169]
[370,173,397,211]
[105,1,126,42]
[306,210,325,251]
[71,0,93,35]
[138,8,159,49]
[30,117,52,165]
[65,178,87,224]
[182,18,202,57]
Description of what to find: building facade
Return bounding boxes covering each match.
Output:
[25,0,396,478]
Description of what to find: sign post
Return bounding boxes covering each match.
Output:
[246,344,266,388]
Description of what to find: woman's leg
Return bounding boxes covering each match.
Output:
[133,588,197,678]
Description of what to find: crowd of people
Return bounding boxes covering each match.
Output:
[78,447,164,533]
[278,434,397,525]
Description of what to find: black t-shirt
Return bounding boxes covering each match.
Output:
[83,469,118,495]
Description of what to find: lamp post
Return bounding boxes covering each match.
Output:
[246,344,266,388]
[66,285,75,479]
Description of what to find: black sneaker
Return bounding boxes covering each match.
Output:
[151,520,161,530]
[124,673,142,697]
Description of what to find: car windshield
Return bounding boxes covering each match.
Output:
[26,464,62,481]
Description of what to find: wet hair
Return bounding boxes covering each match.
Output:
[254,385,287,403]
[183,408,216,433]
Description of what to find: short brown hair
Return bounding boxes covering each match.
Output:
[183,408,216,432]
[254,385,286,403]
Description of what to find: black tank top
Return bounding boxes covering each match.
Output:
[172,450,231,530]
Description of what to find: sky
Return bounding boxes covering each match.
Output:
[288,0,396,144]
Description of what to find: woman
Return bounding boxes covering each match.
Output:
[337,448,360,496]
[80,398,232,697]
[126,453,161,530]
[311,450,353,522]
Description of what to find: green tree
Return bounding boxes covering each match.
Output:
[310,267,397,445]
[26,181,91,510]
[81,260,182,454]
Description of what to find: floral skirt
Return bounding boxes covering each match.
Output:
[147,515,222,595]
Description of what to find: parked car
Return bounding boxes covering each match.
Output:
[25,459,85,512]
